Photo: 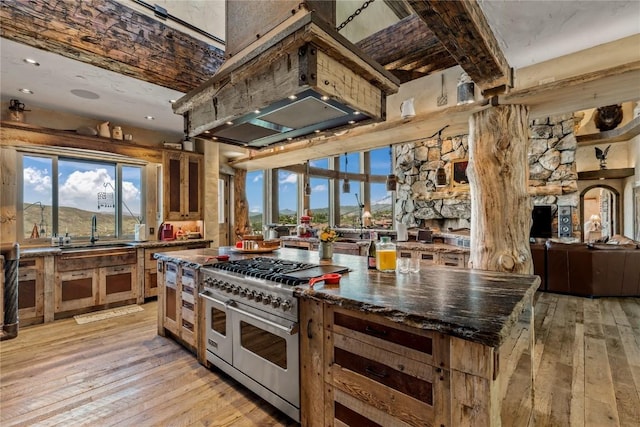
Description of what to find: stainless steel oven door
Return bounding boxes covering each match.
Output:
[200,289,232,365]
[228,303,300,408]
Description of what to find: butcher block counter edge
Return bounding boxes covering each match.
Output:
[153,247,539,348]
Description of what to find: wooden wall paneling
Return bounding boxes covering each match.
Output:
[467,104,533,274]
[0,124,163,164]
[136,248,145,304]
[0,147,17,244]
[43,255,55,322]
[299,298,325,427]
[0,0,223,93]
[157,261,166,337]
[0,256,3,329]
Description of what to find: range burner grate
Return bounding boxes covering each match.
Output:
[209,257,317,285]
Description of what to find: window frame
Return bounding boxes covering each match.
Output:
[17,148,146,243]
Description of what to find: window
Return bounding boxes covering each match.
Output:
[309,158,329,229]
[369,148,394,228]
[278,170,298,224]
[22,155,53,239]
[20,153,144,241]
[338,152,361,226]
[246,170,264,232]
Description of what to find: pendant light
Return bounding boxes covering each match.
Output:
[385,145,397,192]
[342,153,350,193]
[304,161,312,196]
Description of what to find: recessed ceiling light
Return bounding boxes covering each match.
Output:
[145,115,155,120]
[353,111,361,115]
[288,95,297,101]
[212,137,218,140]
[203,130,210,134]
[70,89,100,100]
[314,129,320,133]
[19,88,33,94]
[226,121,233,125]
[348,120,355,124]
[254,109,261,114]
[169,99,177,104]
[287,137,293,141]
[23,58,40,66]
[321,95,330,101]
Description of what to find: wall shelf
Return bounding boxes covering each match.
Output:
[578,168,635,180]
[576,115,640,146]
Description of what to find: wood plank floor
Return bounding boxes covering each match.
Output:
[1,294,639,426]
[0,301,296,427]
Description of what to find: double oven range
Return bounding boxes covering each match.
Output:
[199,257,324,422]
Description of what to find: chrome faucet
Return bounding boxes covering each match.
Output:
[90,214,98,244]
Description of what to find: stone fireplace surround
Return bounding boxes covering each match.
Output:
[394,114,579,235]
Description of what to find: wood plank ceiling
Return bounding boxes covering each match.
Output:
[0,0,509,95]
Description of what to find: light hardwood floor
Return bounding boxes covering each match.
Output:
[1,294,639,426]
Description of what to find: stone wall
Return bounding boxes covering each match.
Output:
[394,114,579,233]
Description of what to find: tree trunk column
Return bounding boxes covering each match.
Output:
[468,105,533,274]
[233,169,250,242]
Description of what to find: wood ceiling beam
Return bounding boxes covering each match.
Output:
[0,0,224,93]
[383,0,412,20]
[356,14,456,83]
[406,0,511,95]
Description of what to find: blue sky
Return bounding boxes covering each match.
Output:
[246,148,393,214]
[22,156,142,214]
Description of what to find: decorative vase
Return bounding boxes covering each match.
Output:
[318,241,333,260]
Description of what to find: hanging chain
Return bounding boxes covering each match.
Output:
[336,0,375,32]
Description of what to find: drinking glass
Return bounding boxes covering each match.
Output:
[398,257,410,274]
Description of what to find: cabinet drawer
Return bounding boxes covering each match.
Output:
[329,331,448,427]
[439,253,465,267]
[418,251,437,265]
[58,248,136,271]
[331,310,446,366]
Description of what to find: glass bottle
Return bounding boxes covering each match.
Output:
[367,237,377,269]
[375,236,396,272]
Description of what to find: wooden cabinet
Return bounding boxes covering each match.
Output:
[143,243,209,299]
[55,248,137,315]
[17,258,44,325]
[163,151,203,220]
[157,260,200,352]
[300,296,535,426]
[397,248,469,268]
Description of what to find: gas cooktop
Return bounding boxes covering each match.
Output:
[207,257,317,285]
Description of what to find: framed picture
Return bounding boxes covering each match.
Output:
[451,159,469,188]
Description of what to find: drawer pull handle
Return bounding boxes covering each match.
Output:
[307,319,313,339]
[365,325,387,336]
[365,366,387,379]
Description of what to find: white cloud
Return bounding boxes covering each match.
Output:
[250,207,262,213]
[122,180,141,216]
[312,184,327,192]
[23,167,52,202]
[59,168,115,212]
[252,174,263,183]
[279,172,297,184]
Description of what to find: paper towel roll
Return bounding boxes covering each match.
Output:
[135,224,147,241]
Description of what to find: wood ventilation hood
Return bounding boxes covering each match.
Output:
[173,0,400,149]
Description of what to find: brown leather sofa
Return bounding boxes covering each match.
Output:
[544,241,640,297]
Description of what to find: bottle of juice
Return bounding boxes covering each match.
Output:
[376,236,396,272]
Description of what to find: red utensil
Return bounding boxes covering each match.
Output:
[308,273,341,287]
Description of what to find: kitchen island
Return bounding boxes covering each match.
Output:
[155,247,539,426]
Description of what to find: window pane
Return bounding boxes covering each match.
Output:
[59,159,116,239]
[339,181,362,227]
[370,147,392,176]
[278,170,298,224]
[22,155,53,239]
[122,166,143,236]
[246,170,264,232]
[309,158,329,228]
[371,182,393,228]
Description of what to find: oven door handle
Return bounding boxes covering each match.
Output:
[227,304,299,336]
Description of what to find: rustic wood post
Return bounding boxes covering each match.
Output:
[233,169,250,242]
[467,104,533,273]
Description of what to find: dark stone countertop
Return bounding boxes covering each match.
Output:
[19,239,212,258]
[155,247,539,348]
